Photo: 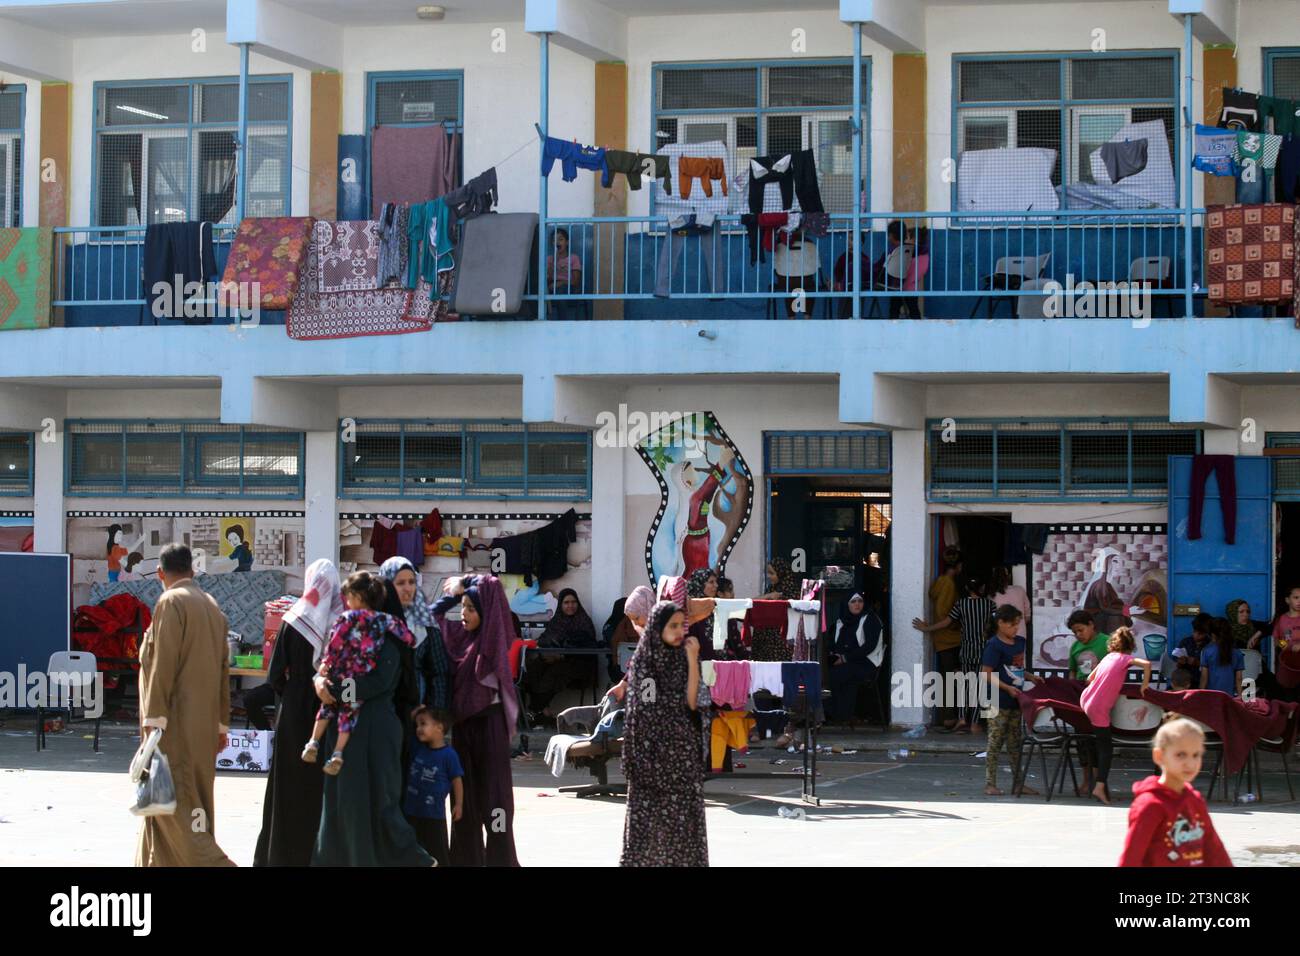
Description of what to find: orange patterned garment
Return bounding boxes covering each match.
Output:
[218,216,315,311]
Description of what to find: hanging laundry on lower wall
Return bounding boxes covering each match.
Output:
[541,135,606,182]
[0,227,53,330]
[313,219,380,293]
[370,124,459,218]
[1204,203,1296,306]
[451,212,539,316]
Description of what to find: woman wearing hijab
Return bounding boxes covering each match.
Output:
[312,569,432,867]
[827,593,885,727]
[524,587,598,723]
[687,568,720,659]
[752,558,799,661]
[621,600,708,867]
[378,557,452,712]
[606,585,656,699]
[432,574,521,867]
[253,559,339,866]
[1226,598,1264,649]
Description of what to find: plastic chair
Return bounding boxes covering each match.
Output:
[866,245,918,317]
[971,253,1052,317]
[769,237,826,320]
[36,651,102,753]
[1015,277,1055,318]
[1014,706,1094,801]
[1128,255,1173,318]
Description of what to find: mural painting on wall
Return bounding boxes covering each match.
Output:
[338,511,593,624]
[1030,526,1168,671]
[67,512,306,644]
[635,411,753,584]
[0,515,34,553]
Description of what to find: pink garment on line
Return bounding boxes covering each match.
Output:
[1080,651,1134,727]
[711,660,752,709]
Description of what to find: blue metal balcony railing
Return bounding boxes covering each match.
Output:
[46,210,1206,325]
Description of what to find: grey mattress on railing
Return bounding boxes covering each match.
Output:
[451,212,539,315]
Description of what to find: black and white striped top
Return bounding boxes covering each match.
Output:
[949,596,996,672]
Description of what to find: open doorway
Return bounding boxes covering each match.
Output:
[1275,503,1300,622]
[769,475,891,723]
[934,513,1014,590]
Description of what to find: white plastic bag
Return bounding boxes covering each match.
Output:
[129,728,177,817]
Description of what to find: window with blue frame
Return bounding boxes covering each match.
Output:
[1265,48,1300,101]
[652,60,869,214]
[0,432,33,495]
[0,84,22,227]
[953,53,1178,210]
[927,418,1199,501]
[93,77,291,227]
[341,421,590,499]
[765,431,890,475]
[1267,433,1300,500]
[66,421,303,497]
[366,71,464,207]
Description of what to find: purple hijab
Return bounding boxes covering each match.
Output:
[440,574,519,732]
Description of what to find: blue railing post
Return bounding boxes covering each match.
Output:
[1183,13,1194,319]
[538,32,550,321]
[851,22,863,319]
[237,42,250,223]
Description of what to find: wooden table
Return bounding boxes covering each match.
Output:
[230,667,269,679]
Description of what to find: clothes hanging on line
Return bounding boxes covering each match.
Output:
[142,221,218,324]
[602,150,671,193]
[700,660,717,687]
[743,600,790,646]
[710,710,755,771]
[748,660,784,697]
[710,599,753,652]
[1193,124,1238,177]
[406,198,456,298]
[1234,131,1282,170]
[740,212,790,264]
[1099,139,1148,183]
[1258,95,1300,137]
[678,156,728,199]
[376,202,409,288]
[444,167,499,219]
[780,662,821,711]
[1277,134,1300,202]
[491,509,579,585]
[747,150,823,216]
[1188,454,1237,545]
[654,216,722,297]
[370,124,459,218]
[787,600,821,663]
[541,136,606,182]
[1220,88,1261,132]
[710,660,752,709]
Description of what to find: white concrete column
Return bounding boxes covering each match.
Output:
[33,427,64,553]
[1203,427,1241,456]
[303,431,337,567]
[590,436,626,624]
[890,428,927,727]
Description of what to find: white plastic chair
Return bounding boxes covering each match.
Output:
[1016,277,1054,318]
[1129,255,1172,316]
[36,650,102,752]
[770,236,825,319]
[973,252,1052,317]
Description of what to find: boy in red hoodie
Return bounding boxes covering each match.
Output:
[1119,718,1232,867]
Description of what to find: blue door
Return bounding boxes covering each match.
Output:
[1167,455,1272,668]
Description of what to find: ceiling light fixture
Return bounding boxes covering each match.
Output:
[416,5,446,20]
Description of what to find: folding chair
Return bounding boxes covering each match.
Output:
[865,244,914,318]
[1128,255,1173,318]
[36,651,102,753]
[971,253,1052,318]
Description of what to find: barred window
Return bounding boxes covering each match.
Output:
[93,77,291,226]
[954,54,1178,210]
[341,421,590,499]
[0,85,22,228]
[1266,50,1300,104]
[653,60,869,214]
[928,419,1199,501]
[1268,433,1300,500]
[766,431,890,475]
[66,421,303,497]
[0,432,32,495]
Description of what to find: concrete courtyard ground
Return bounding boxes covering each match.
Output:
[3,718,1298,867]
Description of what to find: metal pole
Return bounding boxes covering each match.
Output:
[851,22,863,319]
[1183,13,1194,319]
[538,32,550,321]
[237,42,250,223]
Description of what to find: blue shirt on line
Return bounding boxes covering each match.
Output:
[403,743,464,820]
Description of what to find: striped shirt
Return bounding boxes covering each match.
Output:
[949,596,996,672]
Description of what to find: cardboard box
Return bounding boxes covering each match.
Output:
[216,729,274,773]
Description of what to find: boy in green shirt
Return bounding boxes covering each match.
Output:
[1067,609,1110,679]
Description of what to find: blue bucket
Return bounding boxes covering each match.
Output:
[1143,634,1167,661]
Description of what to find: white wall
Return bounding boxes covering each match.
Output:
[340,22,594,219]
[66,35,311,224]
[924,1,1202,211]
[926,381,1169,418]
[338,384,522,418]
[1235,0,1300,98]
[65,387,221,418]
[625,10,892,216]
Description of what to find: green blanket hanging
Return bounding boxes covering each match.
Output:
[0,227,53,330]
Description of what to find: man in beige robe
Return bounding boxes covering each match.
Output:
[135,543,236,867]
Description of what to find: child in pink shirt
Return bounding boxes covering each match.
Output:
[1080,627,1152,805]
